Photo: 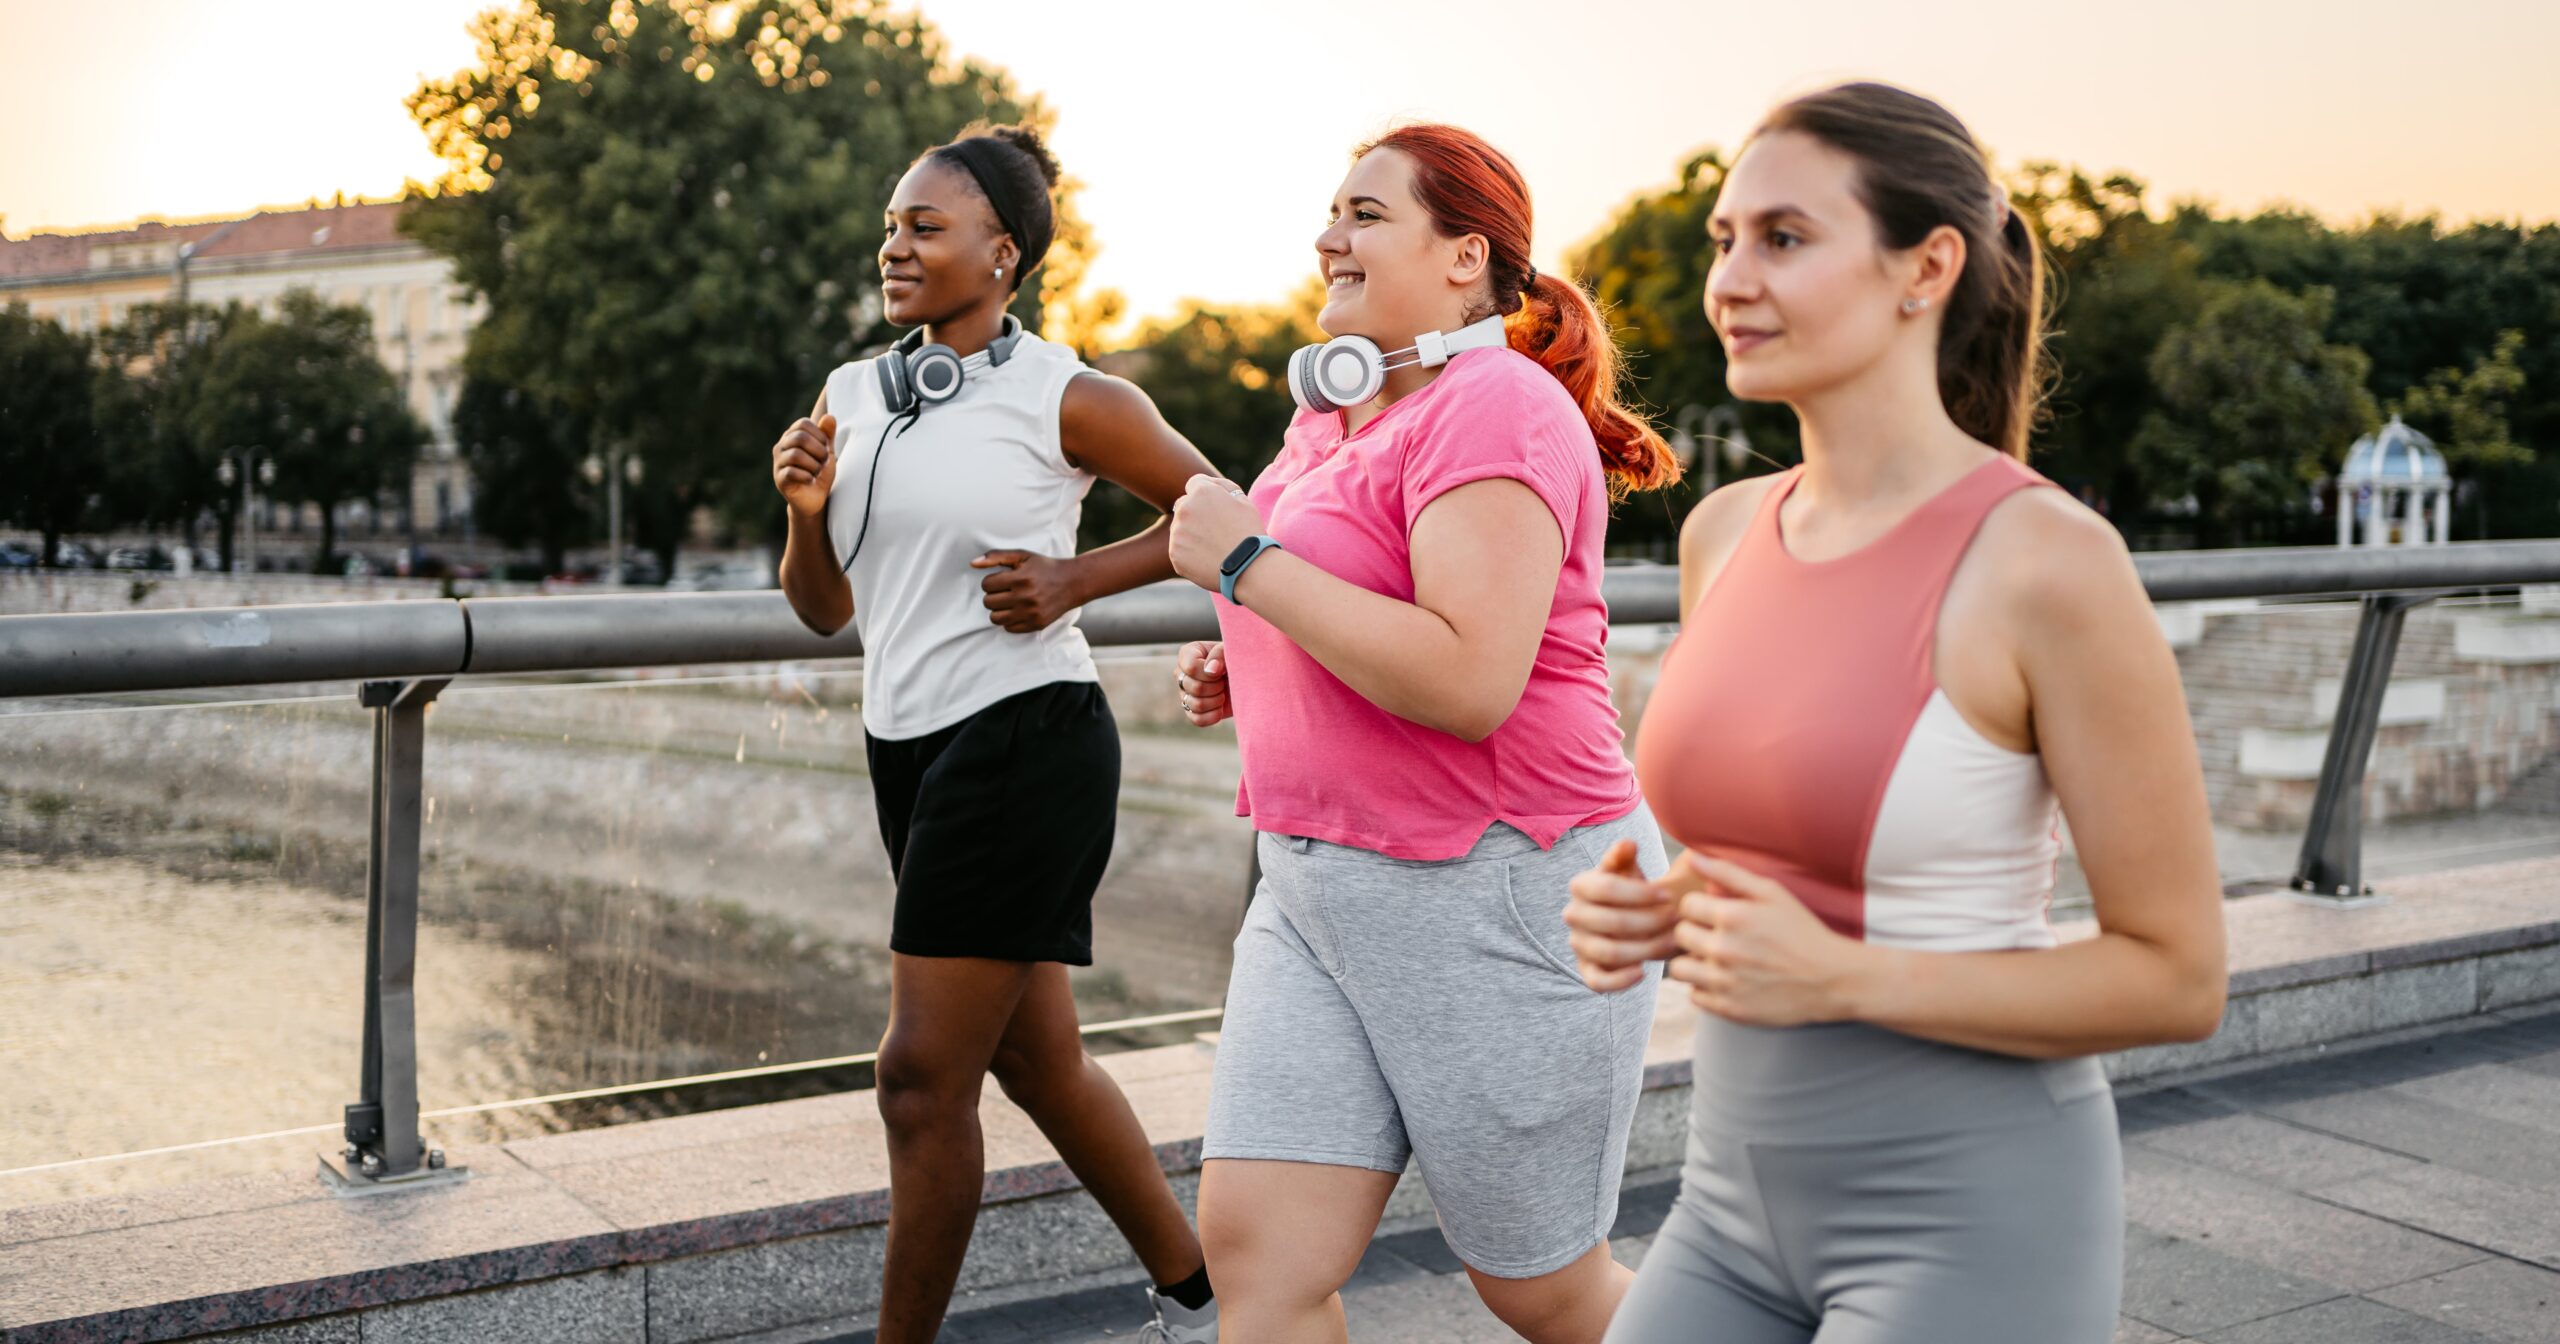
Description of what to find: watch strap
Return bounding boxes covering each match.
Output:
[1220,535,1283,605]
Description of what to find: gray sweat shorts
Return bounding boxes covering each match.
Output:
[1202,806,1667,1279]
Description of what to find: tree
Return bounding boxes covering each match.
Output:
[2017,166,2208,525]
[403,0,1062,573]
[193,291,424,572]
[451,375,594,572]
[2393,328,2531,473]
[2133,282,2377,546]
[2179,211,2560,537]
[90,301,249,563]
[1084,284,1324,548]
[1037,175,1123,361]
[0,303,104,565]
[1570,147,1798,552]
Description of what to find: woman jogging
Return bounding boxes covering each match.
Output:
[770,125,1220,1344]
[1164,123,1682,1343]
[1566,84,2227,1343]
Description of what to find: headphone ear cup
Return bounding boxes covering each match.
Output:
[1288,343,1335,414]
[1311,334,1385,409]
[909,344,966,405]
[876,352,916,414]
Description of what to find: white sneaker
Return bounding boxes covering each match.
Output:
[1138,1286,1218,1343]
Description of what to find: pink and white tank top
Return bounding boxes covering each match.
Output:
[1632,454,2062,951]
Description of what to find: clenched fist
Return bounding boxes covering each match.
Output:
[1175,640,1231,727]
[773,414,838,519]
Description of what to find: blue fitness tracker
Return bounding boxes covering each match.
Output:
[1218,534,1283,605]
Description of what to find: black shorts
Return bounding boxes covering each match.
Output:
[864,680,1118,964]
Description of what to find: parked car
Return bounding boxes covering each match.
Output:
[667,560,775,591]
[0,541,36,569]
[53,541,99,569]
[106,545,172,571]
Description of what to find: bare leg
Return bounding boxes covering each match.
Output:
[1198,1157,1400,1343]
[871,954,1038,1344]
[989,963,1205,1285]
[1467,1241,1634,1344]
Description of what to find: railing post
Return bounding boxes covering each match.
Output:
[2290,594,2433,905]
[324,676,464,1192]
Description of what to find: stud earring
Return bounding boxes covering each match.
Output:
[1901,298,1930,315]
[994,266,1004,278]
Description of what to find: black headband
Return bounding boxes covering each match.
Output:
[936,138,1050,279]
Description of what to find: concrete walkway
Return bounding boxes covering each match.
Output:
[871,1007,2560,1343]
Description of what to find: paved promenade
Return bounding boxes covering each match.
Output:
[875,1007,2560,1343]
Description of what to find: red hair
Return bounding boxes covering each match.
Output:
[1360,124,1679,499]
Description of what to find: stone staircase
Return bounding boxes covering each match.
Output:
[2497,751,2560,817]
[2170,594,2560,831]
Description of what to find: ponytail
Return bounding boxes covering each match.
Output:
[1508,270,1681,499]
[1361,124,1680,498]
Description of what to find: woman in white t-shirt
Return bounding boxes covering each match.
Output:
[770,126,1221,1344]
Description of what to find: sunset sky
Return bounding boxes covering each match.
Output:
[4,0,2555,331]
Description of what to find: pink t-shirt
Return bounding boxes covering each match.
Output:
[1214,345,1641,861]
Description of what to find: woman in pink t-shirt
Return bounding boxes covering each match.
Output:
[1162,125,1682,1343]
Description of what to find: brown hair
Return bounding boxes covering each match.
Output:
[1361,124,1680,497]
[1751,83,2048,458]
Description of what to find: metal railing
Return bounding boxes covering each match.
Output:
[6,539,2559,1187]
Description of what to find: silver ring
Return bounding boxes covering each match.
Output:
[1181,695,1192,711]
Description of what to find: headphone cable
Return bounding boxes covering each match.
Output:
[839,406,921,574]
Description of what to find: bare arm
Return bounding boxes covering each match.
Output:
[974,374,1217,632]
[1169,474,1564,743]
[773,386,853,636]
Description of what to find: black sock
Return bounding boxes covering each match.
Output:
[1156,1265,1213,1311]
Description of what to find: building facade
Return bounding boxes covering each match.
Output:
[0,200,477,540]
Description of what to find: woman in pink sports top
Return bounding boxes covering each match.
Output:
[1161,125,1681,1342]
[1568,85,2227,1342]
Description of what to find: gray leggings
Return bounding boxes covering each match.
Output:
[1605,1018,2122,1343]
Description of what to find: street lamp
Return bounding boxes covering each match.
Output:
[581,447,644,586]
[218,449,275,574]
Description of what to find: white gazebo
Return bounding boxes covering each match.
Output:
[2336,416,2452,547]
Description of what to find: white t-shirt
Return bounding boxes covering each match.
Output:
[822,328,1100,740]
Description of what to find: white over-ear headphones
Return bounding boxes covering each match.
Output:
[1287,315,1510,414]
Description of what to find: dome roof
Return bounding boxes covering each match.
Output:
[2340,416,2448,483]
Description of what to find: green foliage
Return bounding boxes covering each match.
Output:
[192,291,425,571]
[1568,147,1797,552]
[402,0,1069,565]
[2015,166,2207,522]
[450,376,594,572]
[91,301,257,562]
[2392,329,2531,472]
[2133,282,2378,545]
[0,303,100,563]
[1567,147,2554,547]
[2178,212,2560,538]
[1089,283,1324,546]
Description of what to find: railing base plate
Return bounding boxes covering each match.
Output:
[317,1151,472,1197]
[2283,882,2392,911]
